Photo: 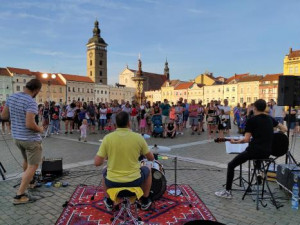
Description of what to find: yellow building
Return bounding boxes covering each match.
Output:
[187,83,204,103]
[223,83,238,106]
[203,85,224,105]
[237,75,262,105]
[283,48,300,75]
[194,72,216,85]
[160,80,181,104]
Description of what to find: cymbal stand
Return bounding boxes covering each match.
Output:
[0,161,6,180]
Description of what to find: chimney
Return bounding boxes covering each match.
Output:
[290,47,293,54]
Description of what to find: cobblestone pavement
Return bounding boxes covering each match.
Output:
[1,125,300,225]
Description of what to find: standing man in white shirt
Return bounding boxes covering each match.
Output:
[218,99,231,133]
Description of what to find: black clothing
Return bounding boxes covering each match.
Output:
[50,106,60,120]
[225,114,278,191]
[245,114,278,154]
[167,123,174,131]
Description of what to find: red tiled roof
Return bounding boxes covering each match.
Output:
[0,68,11,76]
[7,67,33,76]
[260,73,282,82]
[129,69,167,91]
[238,75,263,82]
[174,82,194,90]
[225,73,249,84]
[288,49,300,58]
[32,72,66,86]
[61,73,94,83]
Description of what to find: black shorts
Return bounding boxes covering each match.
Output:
[102,166,150,188]
[66,117,74,121]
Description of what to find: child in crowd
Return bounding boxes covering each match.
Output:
[79,119,88,142]
[218,109,227,139]
[140,109,146,134]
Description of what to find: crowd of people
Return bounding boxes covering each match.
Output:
[2,97,300,140]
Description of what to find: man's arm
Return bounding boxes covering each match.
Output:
[230,132,251,144]
[26,112,43,133]
[94,155,105,166]
[1,106,9,120]
[276,123,287,133]
[145,152,154,161]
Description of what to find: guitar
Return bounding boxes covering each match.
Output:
[214,132,289,157]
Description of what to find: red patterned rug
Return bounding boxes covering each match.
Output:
[56,185,217,225]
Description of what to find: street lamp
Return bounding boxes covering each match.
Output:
[42,73,56,103]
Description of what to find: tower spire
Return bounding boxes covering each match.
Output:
[164,58,170,81]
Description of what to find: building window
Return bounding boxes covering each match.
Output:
[226,88,229,92]
[105,91,107,94]
[73,87,75,92]
[78,88,80,92]
[232,87,235,92]
[100,79,102,83]
[100,71,102,76]
[90,71,92,76]
[90,60,92,66]
[16,85,20,91]
[87,89,89,93]
[101,90,103,94]
[247,97,251,102]
[16,79,19,82]
[60,87,62,93]
[99,60,102,65]
[232,97,235,102]
[289,66,293,74]
[91,89,93,93]
[68,87,71,92]
[240,98,243,103]
[241,88,243,94]
[295,66,299,73]
[82,88,84,93]
[254,97,258,101]
[23,79,26,83]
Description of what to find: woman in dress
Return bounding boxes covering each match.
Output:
[206,100,218,139]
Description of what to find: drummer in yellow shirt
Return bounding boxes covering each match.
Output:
[94,111,154,211]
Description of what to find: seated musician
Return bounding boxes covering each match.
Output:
[215,99,287,199]
[94,111,154,211]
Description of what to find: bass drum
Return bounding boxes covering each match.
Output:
[140,159,167,201]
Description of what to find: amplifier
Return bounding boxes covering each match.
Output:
[42,158,63,177]
[276,164,300,196]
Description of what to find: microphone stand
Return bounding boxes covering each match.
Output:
[285,106,298,165]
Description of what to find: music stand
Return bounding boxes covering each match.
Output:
[0,161,6,180]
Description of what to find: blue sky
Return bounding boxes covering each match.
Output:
[1,0,300,84]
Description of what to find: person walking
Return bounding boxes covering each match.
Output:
[1,79,43,205]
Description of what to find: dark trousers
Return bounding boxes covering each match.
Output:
[226,149,270,190]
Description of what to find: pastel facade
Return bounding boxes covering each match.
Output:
[237,76,262,105]
[0,68,13,101]
[194,73,215,85]
[109,86,135,103]
[203,85,224,105]
[283,48,300,75]
[223,83,238,106]
[94,83,110,103]
[174,82,194,102]
[187,83,204,103]
[259,74,281,102]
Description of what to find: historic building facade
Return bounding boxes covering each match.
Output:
[237,75,262,105]
[109,85,135,103]
[187,83,204,103]
[283,48,300,75]
[259,74,281,102]
[0,68,13,102]
[174,82,194,102]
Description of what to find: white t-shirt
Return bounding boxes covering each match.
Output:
[100,108,107,120]
[218,105,231,119]
[273,105,284,118]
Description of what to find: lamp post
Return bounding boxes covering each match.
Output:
[42,73,56,103]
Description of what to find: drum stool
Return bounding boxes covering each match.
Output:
[107,187,144,225]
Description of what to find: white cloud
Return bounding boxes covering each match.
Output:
[187,9,205,14]
[0,11,54,22]
[30,48,85,59]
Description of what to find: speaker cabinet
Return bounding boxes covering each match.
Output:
[42,158,63,177]
[278,75,300,106]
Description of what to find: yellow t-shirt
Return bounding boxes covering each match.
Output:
[97,128,149,183]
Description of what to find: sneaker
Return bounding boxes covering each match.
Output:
[104,197,113,211]
[65,131,68,134]
[141,197,152,210]
[215,189,232,199]
[13,194,36,205]
[70,131,73,134]
[78,137,81,141]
